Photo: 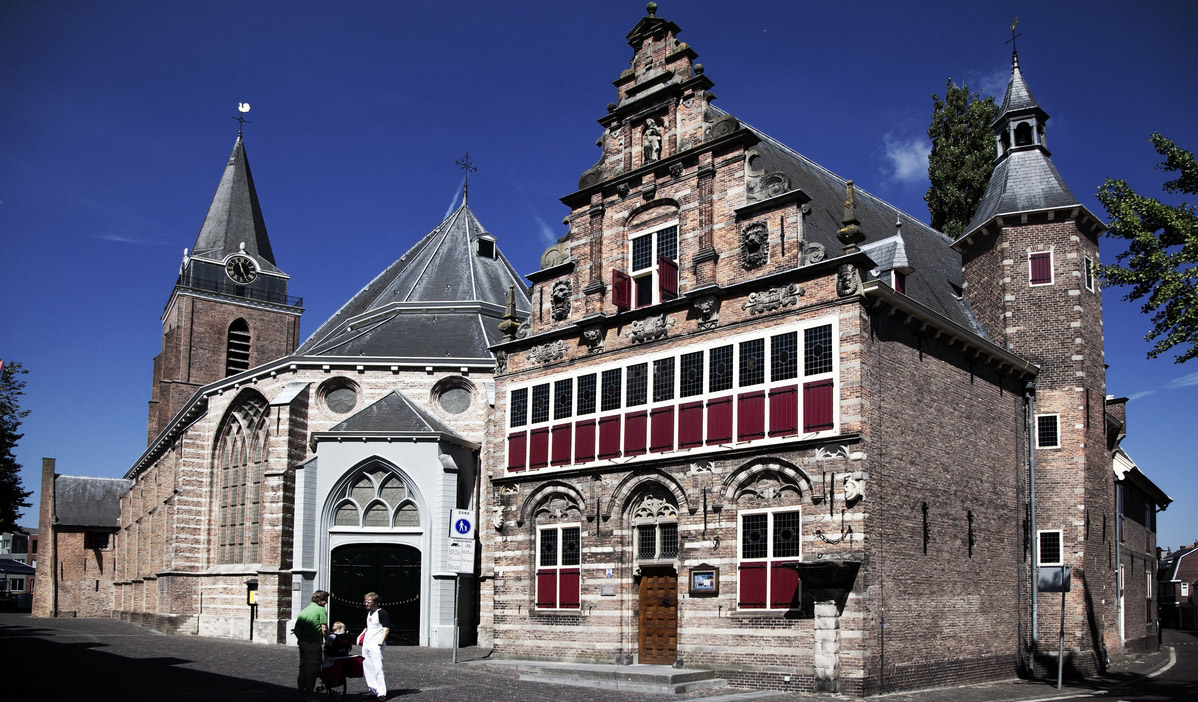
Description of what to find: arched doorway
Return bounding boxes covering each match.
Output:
[329,544,421,644]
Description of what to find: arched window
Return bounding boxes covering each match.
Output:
[1014,122,1034,147]
[226,319,251,376]
[215,391,268,563]
[631,491,678,561]
[330,468,420,529]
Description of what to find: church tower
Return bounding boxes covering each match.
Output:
[147,135,303,442]
[955,47,1116,672]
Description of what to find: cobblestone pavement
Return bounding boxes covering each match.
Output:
[0,613,1176,702]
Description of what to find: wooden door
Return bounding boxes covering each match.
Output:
[638,567,678,664]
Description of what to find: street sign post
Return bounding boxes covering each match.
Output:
[447,508,476,663]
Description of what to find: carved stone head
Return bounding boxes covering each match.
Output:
[741,222,769,270]
[550,279,572,321]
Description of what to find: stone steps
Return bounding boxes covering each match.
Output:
[475,659,731,695]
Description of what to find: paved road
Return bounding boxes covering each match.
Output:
[0,613,1181,702]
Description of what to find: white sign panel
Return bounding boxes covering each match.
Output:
[446,538,476,575]
[449,509,474,540]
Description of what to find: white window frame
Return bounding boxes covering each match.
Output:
[1181,582,1190,598]
[1036,413,1060,449]
[1084,255,1095,292]
[535,523,581,610]
[737,506,803,611]
[1029,250,1054,286]
[628,222,678,308]
[1037,529,1064,566]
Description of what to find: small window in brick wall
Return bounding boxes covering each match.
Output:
[1084,256,1095,292]
[1038,530,1063,566]
[1036,414,1060,449]
[1029,251,1053,286]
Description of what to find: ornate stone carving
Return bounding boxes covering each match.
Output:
[669,162,683,179]
[540,240,571,269]
[693,295,720,331]
[741,222,769,270]
[491,505,505,532]
[742,283,804,316]
[534,495,582,524]
[688,461,714,474]
[632,493,679,521]
[736,473,802,503]
[527,340,566,365]
[798,233,826,266]
[515,320,531,339]
[550,279,572,321]
[578,161,603,190]
[493,351,508,375]
[844,475,864,503]
[836,180,867,252]
[837,264,862,297]
[617,182,630,198]
[626,314,674,343]
[499,484,519,496]
[643,118,662,163]
[745,149,791,203]
[816,445,851,461]
[582,325,605,355]
[703,94,740,141]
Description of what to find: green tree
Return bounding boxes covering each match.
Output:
[0,361,33,532]
[925,80,999,239]
[1097,133,1198,364]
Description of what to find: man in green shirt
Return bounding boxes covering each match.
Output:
[295,590,329,700]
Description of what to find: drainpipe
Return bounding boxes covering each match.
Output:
[1115,481,1123,651]
[1025,381,1039,664]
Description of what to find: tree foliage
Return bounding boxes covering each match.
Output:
[0,361,33,532]
[1096,134,1198,364]
[925,79,999,239]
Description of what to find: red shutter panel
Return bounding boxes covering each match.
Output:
[802,380,835,432]
[770,561,801,609]
[574,420,596,464]
[551,423,573,466]
[738,562,767,609]
[1030,252,1052,284]
[529,428,550,468]
[536,570,558,608]
[678,401,704,448]
[598,415,622,459]
[707,395,733,444]
[737,391,766,441]
[768,385,798,437]
[559,568,581,608]
[612,270,632,309]
[650,406,675,453]
[624,411,648,456]
[507,432,527,472]
[658,256,678,301]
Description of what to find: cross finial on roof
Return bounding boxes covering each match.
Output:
[232,103,252,136]
[1005,18,1022,68]
[456,153,477,206]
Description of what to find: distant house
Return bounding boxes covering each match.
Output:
[1159,543,1198,630]
[0,529,36,598]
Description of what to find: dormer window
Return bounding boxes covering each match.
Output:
[477,235,497,259]
[613,225,678,309]
[892,271,906,295]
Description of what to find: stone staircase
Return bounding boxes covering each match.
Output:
[473,659,731,695]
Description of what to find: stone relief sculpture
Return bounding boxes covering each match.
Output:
[844,474,864,503]
[626,314,674,343]
[742,283,804,316]
[491,505,505,532]
[493,350,508,375]
[745,149,791,203]
[643,118,662,163]
[837,264,862,297]
[582,325,605,354]
[693,295,720,330]
[741,222,769,270]
[550,279,572,321]
[526,340,566,365]
[632,492,679,521]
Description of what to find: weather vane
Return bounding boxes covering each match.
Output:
[1006,18,1022,62]
[455,153,477,205]
[233,102,252,135]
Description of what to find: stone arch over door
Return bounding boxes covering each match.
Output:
[605,470,689,522]
[721,456,812,507]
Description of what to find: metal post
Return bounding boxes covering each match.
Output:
[452,575,460,664]
[1057,570,1065,689]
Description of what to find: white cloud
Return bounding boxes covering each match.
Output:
[882,134,931,185]
[443,178,464,219]
[530,210,560,247]
[969,68,1010,100]
[1127,390,1156,402]
[95,233,150,245]
[1166,371,1198,390]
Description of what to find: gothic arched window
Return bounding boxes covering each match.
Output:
[330,469,420,529]
[215,391,268,564]
[226,319,251,376]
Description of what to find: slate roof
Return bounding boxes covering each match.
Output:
[742,118,977,331]
[53,476,131,527]
[327,390,463,438]
[0,559,35,575]
[189,135,281,274]
[861,231,912,276]
[999,55,1042,116]
[297,204,530,359]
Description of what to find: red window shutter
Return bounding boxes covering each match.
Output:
[737,391,766,441]
[893,271,906,294]
[529,428,550,468]
[770,561,801,609]
[658,256,678,301]
[678,401,704,448]
[507,432,527,472]
[612,270,632,309]
[738,562,767,609]
[574,420,596,464]
[649,406,675,453]
[1030,252,1052,284]
[551,423,573,466]
[559,568,581,608]
[707,395,733,444]
[768,385,798,437]
[802,380,835,432]
[536,569,558,608]
[598,415,622,459]
[624,411,648,456]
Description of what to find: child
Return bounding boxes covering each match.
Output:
[323,621,353,662]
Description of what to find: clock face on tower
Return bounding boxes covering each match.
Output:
[225,254,258,284]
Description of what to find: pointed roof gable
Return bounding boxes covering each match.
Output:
[998,54,1044,117]
[190,136,281,274]
[326,390,464,439]
[296,203,530,358]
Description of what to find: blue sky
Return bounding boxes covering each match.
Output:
[1,1,1195,549]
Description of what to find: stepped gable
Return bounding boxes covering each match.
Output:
[189,135,281,273]
[297,204,531,358]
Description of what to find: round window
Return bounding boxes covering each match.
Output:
[326,387,357,413]
[438,386,472,414]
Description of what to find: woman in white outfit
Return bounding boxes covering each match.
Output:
[359,592,390,701]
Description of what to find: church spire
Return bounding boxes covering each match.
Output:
[190,135,280,272]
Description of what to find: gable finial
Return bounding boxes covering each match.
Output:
[836,180,867,253]
[455,153,477,206]
[1005,18,1022,68]
[233,102,252,136]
